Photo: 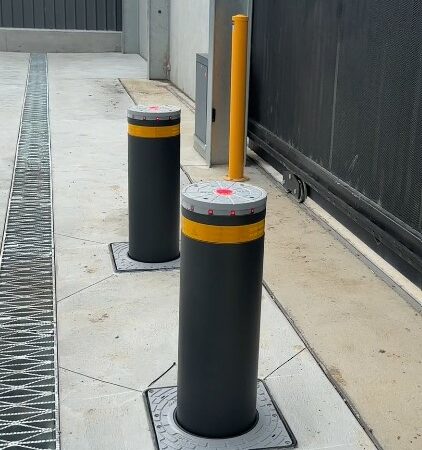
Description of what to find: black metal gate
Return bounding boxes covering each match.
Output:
[0,0,122,30]
[249,0,422,285]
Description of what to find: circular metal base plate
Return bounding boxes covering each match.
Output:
[145,381,296,449]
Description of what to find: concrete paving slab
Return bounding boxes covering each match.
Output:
[59,369,153,450]
[182,162,422,450]
[0,53,28,241]
[48,53,147,80]
[58,275,305,391]
[48,77,131,175]
[55,234,114,301]
[0,52,29,82]
[57,272,180,391]
[53,167,128,244]
[49,55,147,247]
[54,165,190,247]
[50,79,130,121]
[47,54,388,450]
[259,290,305,379]
[266,350,375,450]
[58,268,371,449]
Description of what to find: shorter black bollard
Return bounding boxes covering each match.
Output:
[176,181,267,438]
[127,105,181,263]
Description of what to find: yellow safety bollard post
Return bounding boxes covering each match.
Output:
[226,14,249,182]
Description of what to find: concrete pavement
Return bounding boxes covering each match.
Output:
[50,55,376,449]
[0,52,28,238]
[124,79,422,450]
[0,52,419,449]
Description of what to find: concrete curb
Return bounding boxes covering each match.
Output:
[0,28,122,53]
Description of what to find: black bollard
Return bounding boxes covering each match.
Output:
[127,105,181,263]
[176,181,267,438]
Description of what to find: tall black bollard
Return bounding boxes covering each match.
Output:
[176,181,267,438]
[127,105,181,263]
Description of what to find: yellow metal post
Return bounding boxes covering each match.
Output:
[226,14,249,182]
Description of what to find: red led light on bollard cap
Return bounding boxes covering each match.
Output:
[215,188,233,196]
[182,181,267,216]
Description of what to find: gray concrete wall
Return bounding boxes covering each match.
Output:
[0,28,121,53]
[169,0,210,99]
[148,0,170,79]
[122,0,139,53]
[139,0,149,59]
[206,0,250,165]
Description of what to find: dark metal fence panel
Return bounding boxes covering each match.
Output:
[65,0,76,28]
[1,0,12,27]
[0,0,122,30]
[332,0,422,233]
[54,0,65,28]
[86,0,96,29]
[23,0,35,28]
[249,0,422,278]
[75,0,86,29]
[12,0,24,28]
[96,0,107,30]
[249,0,339,169]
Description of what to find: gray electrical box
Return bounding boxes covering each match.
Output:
[194,53,208,158]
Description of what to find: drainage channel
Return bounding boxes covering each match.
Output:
[0,54,59,449]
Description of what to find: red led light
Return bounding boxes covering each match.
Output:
[250,208,255,214]
[230,210,236,216]
[215,188,233,196]
[208,209,214,215]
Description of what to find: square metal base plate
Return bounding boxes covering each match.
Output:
[109,242,180,272]
[145,380,296,449]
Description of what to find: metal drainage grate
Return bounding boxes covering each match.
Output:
[0,54,59,449]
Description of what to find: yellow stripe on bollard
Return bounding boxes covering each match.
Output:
[226,14,249,182]
[181,217,265,244]
[128,123,180,138]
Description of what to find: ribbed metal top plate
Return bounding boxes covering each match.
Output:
[182,181,267,216]
[127,105,181,121]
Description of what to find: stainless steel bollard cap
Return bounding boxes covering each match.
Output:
[182,181,267,216]
[127,105,181,121]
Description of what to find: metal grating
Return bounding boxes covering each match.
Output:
[250,0,422,230]
[0,54,59,449]
[331,0,422,232]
